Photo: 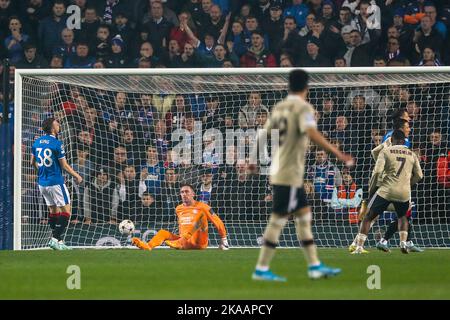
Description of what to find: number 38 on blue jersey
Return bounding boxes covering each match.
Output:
[32,135,66,187]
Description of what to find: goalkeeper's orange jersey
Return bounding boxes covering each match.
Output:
[175,201,227,249]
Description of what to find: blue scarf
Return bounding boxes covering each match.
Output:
[103,0,119,24]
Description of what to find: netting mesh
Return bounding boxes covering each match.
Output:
[18,70,450,249]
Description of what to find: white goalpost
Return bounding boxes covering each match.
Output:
[14,67,450,250]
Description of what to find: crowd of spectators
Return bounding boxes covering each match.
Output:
[1,0,449,227]
[0,0,449,69]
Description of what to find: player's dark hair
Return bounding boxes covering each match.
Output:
[180,183,195,192]
[289,69,309,93]
[391,130,405,145]
[42,117,56,134]
[393,118,408,130]
[391,108,408,123]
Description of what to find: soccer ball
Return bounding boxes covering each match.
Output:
[256,236,264,246]
[118,220,135,235]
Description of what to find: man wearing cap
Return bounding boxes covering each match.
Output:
[83,166,116,224]
[15,42,48,69]
[299,36,331,67]
[105,35,128,68]
[262,2,285,53]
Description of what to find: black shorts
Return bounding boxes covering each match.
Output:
[367,194,410,218]
[272,185,309,215]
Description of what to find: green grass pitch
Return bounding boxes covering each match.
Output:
[1,248,449,299]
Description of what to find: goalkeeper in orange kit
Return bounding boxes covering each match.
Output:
[132,184,229,250]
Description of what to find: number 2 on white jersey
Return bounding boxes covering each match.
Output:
[272,115,288,146]
[36,148,53,167]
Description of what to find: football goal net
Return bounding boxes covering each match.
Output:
[14,67,450,250]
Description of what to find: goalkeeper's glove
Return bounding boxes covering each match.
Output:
[219,237,230,250]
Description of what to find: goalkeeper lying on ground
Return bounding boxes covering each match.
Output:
[132,184,229,250]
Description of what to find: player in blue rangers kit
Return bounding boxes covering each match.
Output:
[381,109,412,148]
[31,118,83,250]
